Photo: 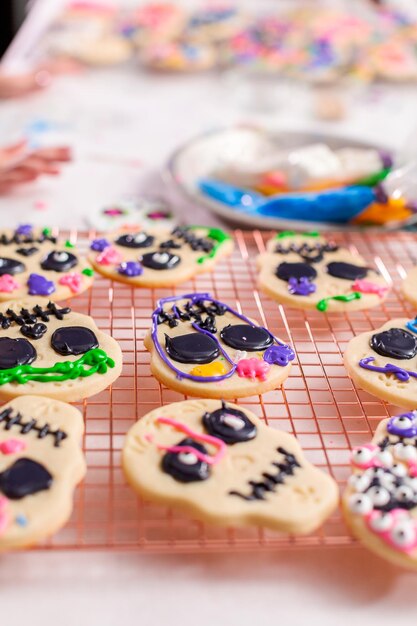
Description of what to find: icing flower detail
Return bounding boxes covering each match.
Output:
[0,274,19,293]
[263,344,295,367]
[58,272,83,294]
[27,273,56,296]
[96,246,123,266]
[288,277,316,296]
[236,358,270,381]
[189,362,228,377]
[0,438,27,455]
[90,238,110,252]
[15,224,33,236]
[352,279,389,298]
[117,261,143,277]
[103,208,126,217]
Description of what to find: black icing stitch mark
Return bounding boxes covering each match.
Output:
[220,324,273,351]
[203,401,257,444]
[51,326,99,356]
[0,407,68,446]
[0,458,53,500]
[0,337,37,369]
[275,242,339,263]
[162,438,210,483]
[15,247,39,257]
[115,232,155,248]
[0,302,71,332]
[21,323,47,340]
[40,250,78,272]
[370,328,417,360]
[171,226,214,253]
[326,261,368,281]
[165,333,219,364]
[0,257,25,276]
[276,262,318,282]
[229,447,300,501]
[0,233,57,246]
[157,298,227,329]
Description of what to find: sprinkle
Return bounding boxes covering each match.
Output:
[82,268,94,277]
[15,515,28,527]
[65,240,75,248]
[42,227,52,236]
[34,201,47,211]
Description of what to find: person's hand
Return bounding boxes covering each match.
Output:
[0,140,72,193]
[0,58,82,99]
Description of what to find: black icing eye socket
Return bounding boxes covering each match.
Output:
[0,257,25,276]
[370,328,417,360]
[0,458,53,499]
[326,261,368,281]
[21,323,47,340]
[203,405,257,444]
[40,250,78,272]
[15,247,38,257]
[165,333,219,364]
[115,232,155,248]
[141,251,181,270]
[220,324,273,351]
[0,337,37,370]
[276,262,317,282]
[162,438,210,483]
[51,326,99,356]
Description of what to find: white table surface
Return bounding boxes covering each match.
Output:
[1,2,417,623]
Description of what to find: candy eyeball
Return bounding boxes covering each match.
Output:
[352,446,376,466]
[364,467,385,480]
[394,485,415,503]
[404,476,417,491]
[348,493,373,515]
[378,471,396,490]
[390,520,416,549]
[391,415,413,431]
[368,511,393,533]
[376,449,394,467]
[177,451,199,465]
[394,443,417,462]
[348,473,372,492]
[366,486,391,507]
[391,463,408,478]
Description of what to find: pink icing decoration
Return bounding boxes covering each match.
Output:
[365,509,417,554]
[0,274,19,293]
[58,272,83,293]
[408,460,417,478]
[96,246,123,266]
[352,279,389,298]
[236,358,270,381]
[0,497,9,536]
[146,416,226,465]
[0,438,27,455]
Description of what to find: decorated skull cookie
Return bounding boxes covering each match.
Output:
[0,225,94,302]
[0,299,122,402]
[343,411,417,570]
[257,231,389,312]
[144,292,295,399]
[0,396,85,550]
[123,399,338,533]
[344,318,417,409]
[89,225,233,287]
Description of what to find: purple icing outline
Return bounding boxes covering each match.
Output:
[387,411,417,438]
[152,292,294,383]
[359,356,417,382]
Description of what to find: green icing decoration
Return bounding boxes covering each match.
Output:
[42,227,52,236]
[0,348,114,386]
[276,230,320,239]
[356,168,391,187]
[316,292,362,312]
[82,268,94,276]
[65,240,75,248]
[189,226,232,264]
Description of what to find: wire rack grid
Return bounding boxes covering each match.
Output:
[35,228,417,553]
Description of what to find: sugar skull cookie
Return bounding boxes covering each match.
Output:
[89,226,233,288]
[401,267,417,309]
[257,232,389,312]
[0,299,122,402]
[144,292,295,398]
[343,411,417,570]
[123,399,338,533]
[0,225,94,302]
[0,395,85,550]
[344,318,417,409]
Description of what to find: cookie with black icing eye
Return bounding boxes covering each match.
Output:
[123,399,338,533]
[344,318,417,409]
[343,410,417,570]
[0,225,94,302]
[88,225,233,287]
[256,232,390,312]
[0,299,122,402]
[143,292,295,399]
[0,395,85,550]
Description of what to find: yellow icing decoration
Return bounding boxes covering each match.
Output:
[189,362,228,377]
